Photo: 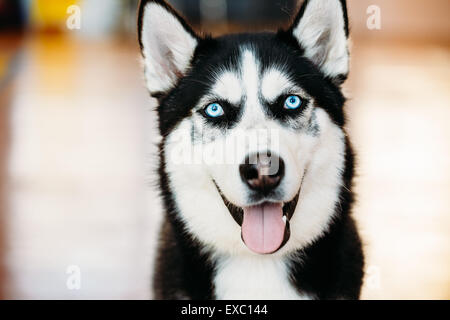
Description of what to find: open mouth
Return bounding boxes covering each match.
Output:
[214,182,301,255]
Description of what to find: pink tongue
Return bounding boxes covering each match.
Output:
[242,203,285,254]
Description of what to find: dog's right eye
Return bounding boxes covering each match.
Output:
[204,103,225,118]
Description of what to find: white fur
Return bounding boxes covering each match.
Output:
[210,71,242,104]
[140,3,197,93]
[214,254,313,299]
[241,50,260,109]
[292,0,349,78]
[261,68,295,103]
[282,108,346,253]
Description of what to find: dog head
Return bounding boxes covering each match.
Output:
[138,0,351,256]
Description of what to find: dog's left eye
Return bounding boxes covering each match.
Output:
[284,95,302,110]
[204,103,224,118]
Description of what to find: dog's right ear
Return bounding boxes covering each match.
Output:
[138,0,199,97]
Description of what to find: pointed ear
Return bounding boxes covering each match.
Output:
[289,0,349,83]
[138,0,199,96]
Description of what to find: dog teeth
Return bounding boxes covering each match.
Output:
[282,215,287,223]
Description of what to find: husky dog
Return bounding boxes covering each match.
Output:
[138,0,364,299]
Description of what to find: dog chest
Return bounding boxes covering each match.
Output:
[213,255,312,300]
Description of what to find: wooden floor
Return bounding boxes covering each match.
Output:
[0,32,449,299]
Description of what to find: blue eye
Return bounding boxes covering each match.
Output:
[204,103,224,118]
[284,95,302,110]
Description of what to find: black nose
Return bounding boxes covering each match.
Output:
[239,152,285,195]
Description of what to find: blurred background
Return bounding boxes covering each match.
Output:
[0,0,448,299]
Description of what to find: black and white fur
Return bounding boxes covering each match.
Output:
[138,0,364,299]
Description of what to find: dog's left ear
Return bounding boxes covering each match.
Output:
[289,0,349,84]
[138,0,199,96]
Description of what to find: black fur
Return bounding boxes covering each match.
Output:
[139,0,364,299]
[157,32,347,135]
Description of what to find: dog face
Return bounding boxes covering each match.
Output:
[139,0,350,256]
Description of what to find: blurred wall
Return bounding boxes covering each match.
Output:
[1,0,449,43]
